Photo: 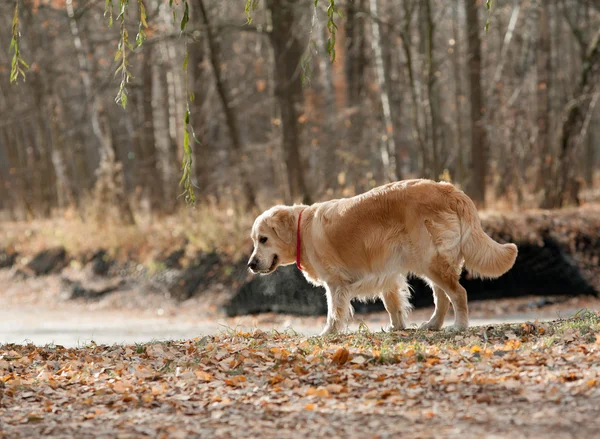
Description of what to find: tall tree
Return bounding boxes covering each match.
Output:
[546,27,600,207]
[266,0,312,204]
[344,0,367,108]
[369,0,397,180]
[140,47,165,212]
[464,0,488,206]
[400,0,427,177]
[536,0,553,195]
[451,1,466,185]
[197,0,257,210]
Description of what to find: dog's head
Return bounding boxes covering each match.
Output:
[248,206,296,274]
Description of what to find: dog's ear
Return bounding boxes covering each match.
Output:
[266,209,294,244]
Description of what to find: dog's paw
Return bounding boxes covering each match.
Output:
[420,320,443,331]
[383,324,405,333]
[319,326,337,336]
[447,322,469,332]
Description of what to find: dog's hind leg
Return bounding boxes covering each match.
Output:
[380,279,412,331]
[321,284,352,336]
[425,255,469,331]
[420,285,450,330]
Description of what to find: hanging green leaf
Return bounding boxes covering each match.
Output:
[182,51,189,71]
[180,110,196,205]
[179,34,197,206]
[245,0,260,24]
[138,0,147,28]
[325,0,338,62]
[104,0,114,26]
[9,1,28,84]
[181,1,189,31]
[114,0,133,108]
[484,0,494,33]
[136,0,147,47]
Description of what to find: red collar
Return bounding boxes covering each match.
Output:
[296,209,305,271]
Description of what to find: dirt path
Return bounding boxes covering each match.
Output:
[0,305,586,348]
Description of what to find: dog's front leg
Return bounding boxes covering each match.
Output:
[320,285,351,336]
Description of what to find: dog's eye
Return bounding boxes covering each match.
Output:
[259,236,268,244]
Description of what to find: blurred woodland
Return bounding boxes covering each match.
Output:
[0,0,599,223]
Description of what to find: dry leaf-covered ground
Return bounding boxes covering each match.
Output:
[2,312,600,439]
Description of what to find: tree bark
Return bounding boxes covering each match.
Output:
[423,0,440,179]
[584,108,596,187]
[140,48,165,212]
[345,0,367,108]
[187,24,211,202]
[535,1,553,195]
[400,1,428,178]
[318,25,339,192]
[464,0,488,206]
[197,0,257,210]
[451,3,465,185]
[266,0,312,204]
[369,0,397,181]
[545,28,600,207]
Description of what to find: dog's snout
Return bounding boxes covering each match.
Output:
[248,258,258,271]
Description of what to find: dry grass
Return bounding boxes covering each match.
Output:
[0,203,255,264]
[1,197,599,267]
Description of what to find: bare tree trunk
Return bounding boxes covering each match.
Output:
[266,0,312,204]
[451,2,465,185]
[382,7,404,181]
[545,28,600,207]
[345,0,368,106]
[187,25,211,201]
[14,124,34,218]
[369,0,397,181]
[66,0,134,220]
[584,109,596,187]
[197,0,257,210]
[140,48,165,212]
[423,0,440,179]
[400,1,428,178]
[92,108,136,225]
[0,127,24,219]
[164,62,180,212]
[344,0,368,191]
[535,0,553,196]
[30,74,57,217]
[464,0,488,206]
[47,95,75,210]
[318,25,339,192]
[65,0,107,161]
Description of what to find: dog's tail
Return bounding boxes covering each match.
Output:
[455,192,518,279]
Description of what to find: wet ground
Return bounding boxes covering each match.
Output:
[0,301,592,347]
[1,270,598,347]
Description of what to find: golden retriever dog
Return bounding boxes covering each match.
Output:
[248,179,518,335]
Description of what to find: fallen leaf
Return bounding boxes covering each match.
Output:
[194,370,212,382]
[326,384,344,394]
[331,348,350,365]
[306,387,329,398]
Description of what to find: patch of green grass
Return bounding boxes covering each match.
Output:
[550,309,600,335]
[288,310,598,363]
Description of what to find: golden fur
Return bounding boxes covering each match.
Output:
[248,179,518,335]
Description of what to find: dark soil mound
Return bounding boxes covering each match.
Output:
[0,250,18,269]
[168,251,248,301]
[225,236,598,317]
[26,247,68,275]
